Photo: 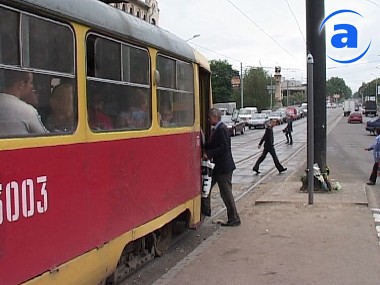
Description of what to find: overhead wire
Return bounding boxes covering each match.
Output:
[190,42,301,72]
[285,0,306,45]
[225,0,302,64]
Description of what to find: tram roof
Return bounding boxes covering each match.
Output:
[7,0,196,62]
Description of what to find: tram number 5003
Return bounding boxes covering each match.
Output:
[0,176,48,225]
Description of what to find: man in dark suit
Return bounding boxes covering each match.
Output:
[202,108,241,227]
[284,115,293,145]
[253,120,287,174]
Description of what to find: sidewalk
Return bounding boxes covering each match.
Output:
[153,140,380,285]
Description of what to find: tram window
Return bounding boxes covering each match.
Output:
[21,15,74,74]
[177,61,193,92]
[93,36,121,81]
[158,90,194,128]
[87,80,151,131]
[0,68,77,137]
[156,56,175,89]
[0,7,20,66]
[86,34,152,132]
[156,55,194,127]
[122,45,149,85]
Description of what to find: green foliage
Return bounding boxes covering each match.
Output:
[210,60,239,103]
[282,92,305,106]
[243,67,270,110]
[358,79,378,101]
[326,77,352,99]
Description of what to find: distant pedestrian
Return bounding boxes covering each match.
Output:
[365,127,380,185]
[202,108,241,227]
[253,120,287,174]
[283,115,293,145]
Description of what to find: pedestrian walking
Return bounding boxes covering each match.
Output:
[365,127,380,185]
[202,108,241,227]
[283,115,293,145]
[253,120,287,174]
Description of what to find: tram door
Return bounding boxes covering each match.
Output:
[198,67,212,140]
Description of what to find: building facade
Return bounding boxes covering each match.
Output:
[109,0,159,25]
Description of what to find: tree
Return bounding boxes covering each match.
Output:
[326,77,352,100]
[243,67,270,110]
[210,60,239,103]
[358,79,379,103]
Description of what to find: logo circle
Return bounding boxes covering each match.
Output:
[320,9,371,64]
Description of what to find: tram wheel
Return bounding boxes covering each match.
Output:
[154,222,173,257]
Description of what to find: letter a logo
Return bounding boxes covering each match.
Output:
[331,24,357,48]
[320,9,371,64]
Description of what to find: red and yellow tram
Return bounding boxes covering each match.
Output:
[0,0,212,284]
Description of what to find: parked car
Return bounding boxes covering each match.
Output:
[221,113,245,136]
[276,107,287,122]
[261,109,272,115]
[347,112,362,124]
[249,113,270,129]
[238,107,258,125]
[268,112,284,125]
[366,117,380,134]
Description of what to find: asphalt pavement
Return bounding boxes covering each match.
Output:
[152,112,380,285]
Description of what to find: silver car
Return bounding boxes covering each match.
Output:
[249,113,270,129]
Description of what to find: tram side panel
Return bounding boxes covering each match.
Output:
[0,132,201,285]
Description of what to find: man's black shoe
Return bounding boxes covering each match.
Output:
[279,167,287,174]
[221,219,241,227]
[252,168,260,174]
[289,142,293,145]
[367,181,375,185]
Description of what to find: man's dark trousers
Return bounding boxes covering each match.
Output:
[253,147,283,171]
[369,162,379,183]
[285,131,293,144]
[201,172,239,222]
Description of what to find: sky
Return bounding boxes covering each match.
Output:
[158,0,380,94]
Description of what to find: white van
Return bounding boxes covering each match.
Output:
[217,107,228,116]
[238,107,258,126]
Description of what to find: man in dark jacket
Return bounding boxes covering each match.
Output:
[202,108,240,227]
[253,120,287,174]
[284,115,293,145]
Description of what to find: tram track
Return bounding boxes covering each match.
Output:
[121,111,343,285]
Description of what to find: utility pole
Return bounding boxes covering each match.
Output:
[270,76,273,110]
[287,80,289,106]
[240,62,244,108]
[376,78,378,105]
[306,0,326,171]
[307,53,314,204]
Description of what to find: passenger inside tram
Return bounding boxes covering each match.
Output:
[88,91,113,130]
[116,90,149,130]
[45,83,76,133]
[159,101,176,127]
[0,69,48,136]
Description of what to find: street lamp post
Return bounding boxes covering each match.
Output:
[270,76,273,110]
[240,62,244,108]
[185,34,200,42]
[286,80,289,106]
[371,73,378,104]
